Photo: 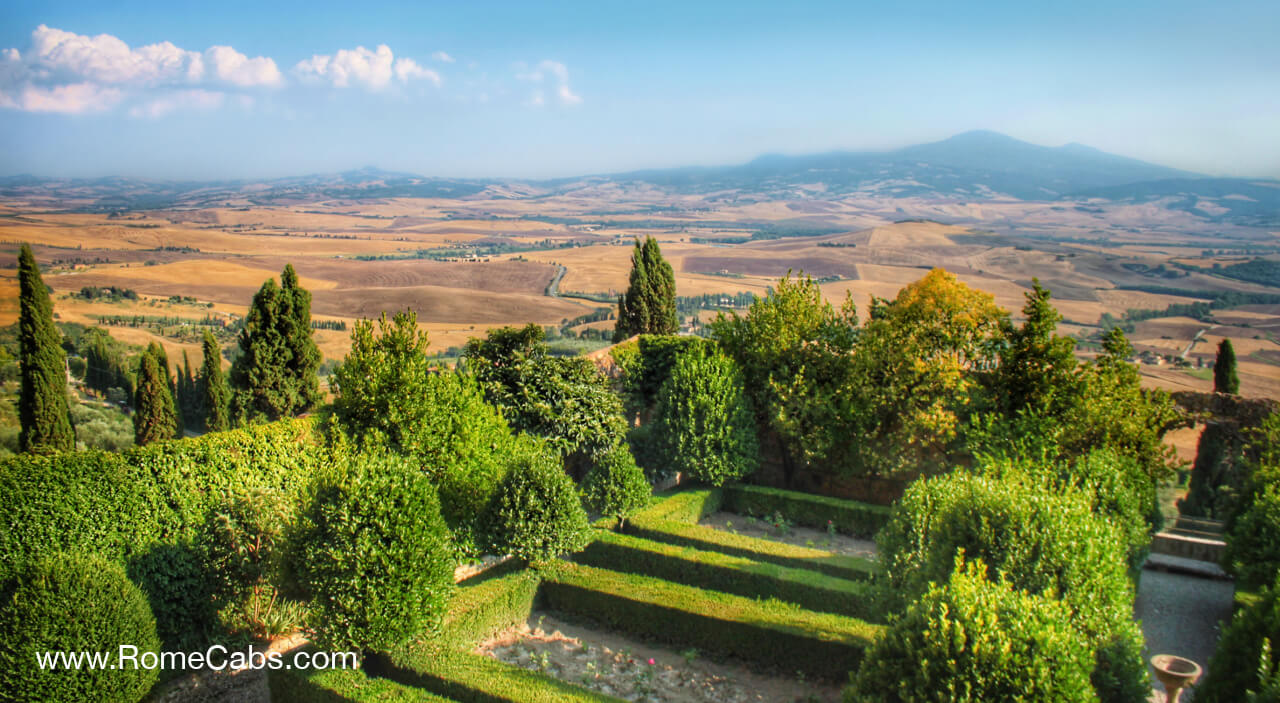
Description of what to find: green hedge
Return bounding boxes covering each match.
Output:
[576,531,883,622]
[437,569,542,650]
[723,484,891,538]
[268,664,455,702]
[368,650,621,703]
[539,562,880,680]
[624,515,874,581]
[632,489,724,524]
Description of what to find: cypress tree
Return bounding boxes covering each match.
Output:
[1214,338,1240,394]
[134,350,178,445]
[640,237,678,334]
[230,277,290,422]
[996,279,1079,415]
[177,350,198,433]
[614,239,651,342]
[279,264,323,412]
[200,330,230,432]
[17,244,74,454]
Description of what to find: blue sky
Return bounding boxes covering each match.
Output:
[2,0,1277,180]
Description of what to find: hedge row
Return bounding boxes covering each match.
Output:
[632,489,724,524]
[575,531,883,622]
[268,664,455,702]
[0,418,330,574]
[367,650,621,703]
[722,483,891,538]
[624,515,874,581]
[539,562,880,680]
[436,568,542,651]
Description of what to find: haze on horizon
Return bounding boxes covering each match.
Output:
[1,0,1277,182]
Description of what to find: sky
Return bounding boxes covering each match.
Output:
[1,0,1278,181]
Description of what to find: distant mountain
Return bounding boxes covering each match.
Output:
[598,130,1201,200]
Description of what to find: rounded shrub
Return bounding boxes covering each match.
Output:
[0,552,160,703]
[480,440,591,563]
[654,346,758,486]
[850,559,1096,703]
[581,443,651,520]
[1225,485,1280,590]
[294,452,455,652]
[876,471,1147,702]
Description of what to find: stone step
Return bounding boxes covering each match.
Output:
[1168,526,1227,540]
[1173,516,1226,534]
[1151,531,1226,564]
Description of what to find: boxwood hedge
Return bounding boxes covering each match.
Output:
[722,483,891,538]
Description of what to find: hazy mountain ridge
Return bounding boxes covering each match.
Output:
[1,132,1276,228]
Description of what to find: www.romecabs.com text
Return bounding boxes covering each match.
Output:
[36,645,358,672]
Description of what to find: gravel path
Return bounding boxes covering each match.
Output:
[1135,568,1234,702]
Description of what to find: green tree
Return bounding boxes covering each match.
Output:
[279,264,323,411]
[654,346,759,486]
[995,279,1079,416]
[17,243,73,454]
[133,350,178,446]
[641,236,678,334]
[332,311,433,449]
[709,272,860,481]
[1216,338,1241,394]
[177,350,198,433]
[199,330,230,432]
[230,277,290,422]
[614,236,677,341]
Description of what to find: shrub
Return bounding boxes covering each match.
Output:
[200,487,303,639]
[613,334,712,419]
[480,442,591,563]
[1225,486,1280,590]
[127,543,214,650]
[849,559,1096,702]
[653,346,758,486]
[1199,579,1280,702]
[580,443,651,520]
[294,452,455,652]
[876,471,1147,702]
[0,553,160,703]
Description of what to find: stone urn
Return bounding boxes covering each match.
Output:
[1151,654,1202,703]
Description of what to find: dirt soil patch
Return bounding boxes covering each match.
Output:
[697,512,878,561]
[478,614,841,703]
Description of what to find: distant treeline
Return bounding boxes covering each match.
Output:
[1177,258,1280,289]
[351,238,583,262]
[1099,288,1280,333]
[1114,286,1280,307]
[74,286,139,302]
[311,320,347,331]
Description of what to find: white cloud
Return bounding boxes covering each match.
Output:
[515,59,581,106]
[432,51,455,63]
[129,89,225,119]
[394,57,441,86]
[0,25,279,115]
[204,46,281,87]
[295,44,438,90]
[0,82,122,113]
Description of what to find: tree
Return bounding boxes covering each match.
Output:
[177,350,198,433]
[199,331,229,432]
[641,237,678,334]
[654,346,759,486]
[332,311,433,450]
[133,349,178,446]
[614,236,677,341]
[230,276,293,422]
[995,280,1079,416]
[614,239,650,341]
[279,264,323,411]
[17,243,73,454]
[1216,338,1240,394]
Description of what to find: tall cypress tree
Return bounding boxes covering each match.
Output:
[199,330,230,432]
[1214,338,1240,394]
[230,277,290,422]
[17,244,74,454]
[134,349,178,445]
[279,264,323,412]
[614,239,651,342]
[177,350,198,432]
[640,237,678,334]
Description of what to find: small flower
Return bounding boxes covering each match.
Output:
[648,658,656,666]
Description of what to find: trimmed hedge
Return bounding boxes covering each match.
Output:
[436,569,542,651]
[723,483,891,539]
[539,562,881,680]
[576,531,883,622]
[268,664,455,702]
[632,489,724,524]
[624,516,875,582]
[368,650,621,703]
